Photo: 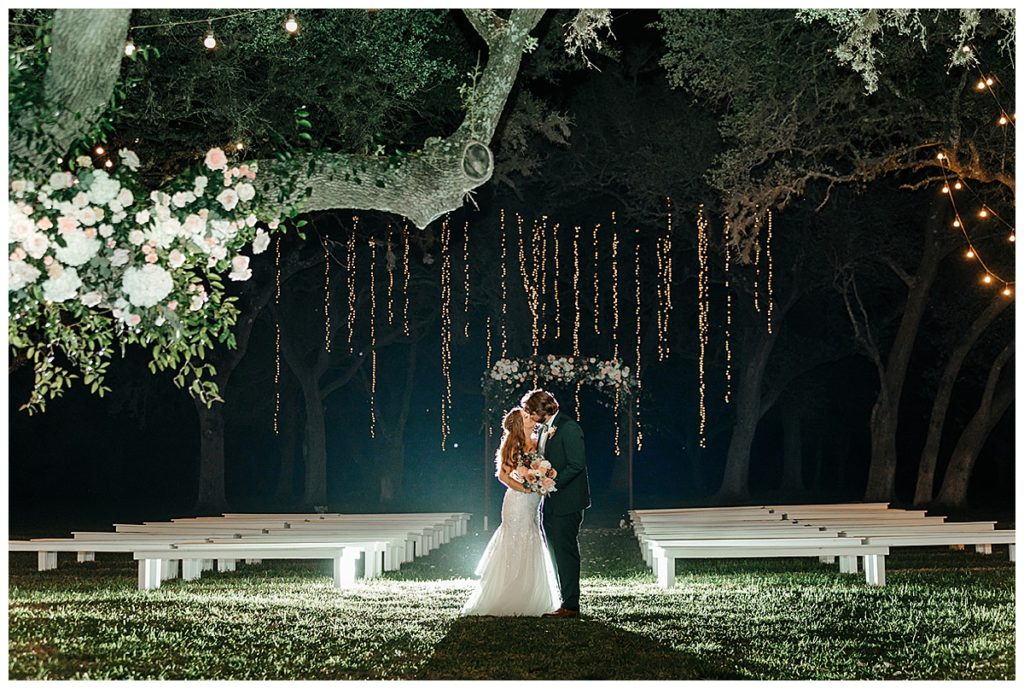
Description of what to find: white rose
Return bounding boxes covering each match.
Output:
[86,170,121,206]
[76,206,98,226]
[22,231,50,259]
[193,175,209,192]
[228,254,252,281]
[42,266,82,302]
[76,155,93,168]
[11,180,27,194]
[72,192,89,208]
[110,248,130,267]
[121,263,174,308]
[9,260,41,291]
[252,229,270,254]
[9,210,35,242]
[168,249,186,269]
[118,148,141,171]
[216,188,239,211]
[98,223,114,238]
[190,294,206,312]
[210,244,227,262]
[117,188,134,207]
[48,172,72,190]
[134,210,151,225]
[129,229,145,246]
[235,182,256,202]
[172,191,190,208]
[80,291,103,307]
[54,228,101,266]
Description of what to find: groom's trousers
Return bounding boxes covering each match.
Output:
[543,509,585,610]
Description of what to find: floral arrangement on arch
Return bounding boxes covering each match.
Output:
[8,146,284,412]
[483,354,637,411]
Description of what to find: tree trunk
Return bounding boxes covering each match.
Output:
[932,344,1014,512]
[913,297,1011,505]
[300,380,328,507]
[779,407,804,495]
[273,419,300,506]
[862,197,950,502]
[194,399,227,514]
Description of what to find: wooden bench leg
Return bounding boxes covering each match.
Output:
[201,559,215,572]
[218,558,236,572]
[974,544,993,555]
[839,555,859,574]
[818,555,835,564]
[655,554,676,589]
[404,540,415,563]
[864,554,886,587]
[182,559,202,581]
[138,559,163,590]
[37,552,57,571]
[1009,545,1016,562]
[161,559,179,580]
[76,551,95,563]
[333,549,360,588]
[244,558,262,565]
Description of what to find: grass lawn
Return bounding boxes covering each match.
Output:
[7,527,1015,680]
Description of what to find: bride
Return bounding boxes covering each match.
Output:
[461,407,561,616]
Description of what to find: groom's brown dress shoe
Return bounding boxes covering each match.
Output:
[542,607,579,619]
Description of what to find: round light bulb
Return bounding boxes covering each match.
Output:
[104,160,113,168]
[204,32,217,50]
[236,141,245,150]
[124,40,136,57]
[986,77,994,86]
[95,145,105,155]
[983,275,992,284]
[941,186,949,194]
[56,157,63,165]
[1009,233,1016,243]
[1002,287,1012,296]
[936,152,945,160]
[966,249,974,258]
[962,45,971,53]
[977,80,987,90]
[953,220,961,228]
[285,15,299,33]
[954,181,962,190]
[979,209,989,218]
[998,116,1008,125]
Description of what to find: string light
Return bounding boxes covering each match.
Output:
[966,249,975,258]
[1009,233,1015,243]
[572,224,581,357]
[440,215,453,449]
[273,236,282,435]
[664,198,673,355]
[463,221,470,338]
[982,274,993,284]
[346,217,357,353]
[752,212,761,314]
[94,146,104,156]
[539,216,549,342]
[553,222,561,340]
[323,236,331,352]
[235,141,245,151]
[633,226,643,452]
[696,207,710,448]
[593,223,601,335]
[517,213,540,356]
[611,211,620,361]
[402,222,410,337]
[284,14,299,34]
[203,25,217,50]
[104,160,113,169]
[485,315,493,370]
[723,215,733,404]
[1002,286,1012,296]
[369,233,377,438]
[500,208,508,358]
[979,208,989,218]
[386,224,395,326]
[124,39,136,57]
[766,210,774,334]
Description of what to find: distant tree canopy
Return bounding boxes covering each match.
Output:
[657,9,1015,260]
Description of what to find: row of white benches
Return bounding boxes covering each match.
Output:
[630,503,1016,589]
[9,512,472,591]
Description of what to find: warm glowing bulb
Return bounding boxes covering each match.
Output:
[983,274,992,284]
[986,77,994,86]
[124,40,136,57]
[236,141,245,150]
[94,145,104,155]
[104,160,113,168]
[965,249,975,258]
[941,186,949,194]
[953,219,961,228]
[977,80,987,90]
[1002,287,1012,296]
[56,157,63,164]
[998,116,1008,125]
[1009,233,1016,243]
[936,152,945,160]
[961,45,972,53]
[979,208,989,218]
[954,181,962,190]
[204,32,217,50]
[284,15,299,33]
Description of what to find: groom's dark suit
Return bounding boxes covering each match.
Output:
[539,411,589,611]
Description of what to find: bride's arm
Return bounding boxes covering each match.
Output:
[498,467,530,493]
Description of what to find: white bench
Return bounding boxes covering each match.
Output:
[648,537,891,588]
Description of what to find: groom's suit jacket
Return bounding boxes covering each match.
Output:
[540,412,590,516]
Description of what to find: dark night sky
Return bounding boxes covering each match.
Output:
[7,10,1015,532]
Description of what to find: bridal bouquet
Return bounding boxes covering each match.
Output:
[517,451,558,496]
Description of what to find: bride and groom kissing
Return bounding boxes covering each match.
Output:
[462,388,589,619]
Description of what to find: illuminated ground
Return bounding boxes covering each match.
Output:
[7,528,1015,679]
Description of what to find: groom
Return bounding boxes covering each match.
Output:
[521,388,590,619]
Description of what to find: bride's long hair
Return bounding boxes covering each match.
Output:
[495,407,526,477]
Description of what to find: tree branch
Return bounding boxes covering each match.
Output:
[877,254,914,288]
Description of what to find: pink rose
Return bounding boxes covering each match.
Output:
[84,227,97,238]
[542,478,555,490]
[57,216,78,234]
[167,300,178,311]
[36,217,53,230]
[129,314,142,326]
[530,460,541,471]
[145,253,159,264]
[204,147,228,171]
[168,249,186,269]
[217,188,239,211]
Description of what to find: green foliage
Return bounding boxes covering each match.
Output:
[7,529,1015,679]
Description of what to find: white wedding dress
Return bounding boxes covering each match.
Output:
[461,485,561,617]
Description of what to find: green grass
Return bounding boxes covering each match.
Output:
[7,528,1015,679]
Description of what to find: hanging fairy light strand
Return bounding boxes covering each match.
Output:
[752,212,762,314]
[723,215,733,404]
[368,229,377,438]
[553,222,562,340]
[611,212,621,455]
[633,227,643,451]
[463,221,471,338]
[273,235,282,435]
[346,217,357,353]
[539,216,549,343]
[402,222,411,337]
[517,213,540,356]
[500,209,508,358]
[440,215,453,449]
[592,223,601,335]
[696,207,710,448]
[663,197,674,357]
[572,225,581,357]
[323,236,332,352]
[766,210,774,334]
[655,209,667,360]
[386,224,395,326]
[485,315,493,370]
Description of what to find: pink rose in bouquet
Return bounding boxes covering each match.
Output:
[517,450,558,496]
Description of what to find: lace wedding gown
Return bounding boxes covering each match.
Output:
[461,486,561,616]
